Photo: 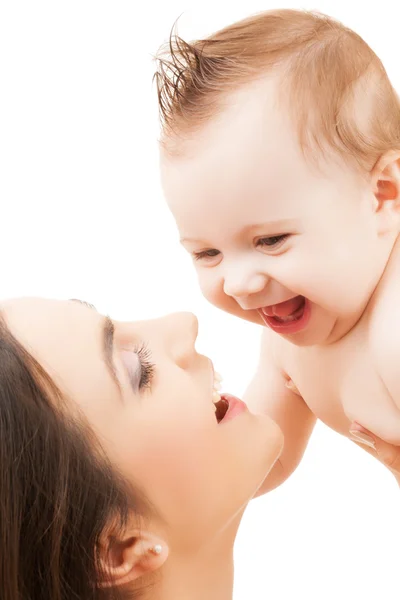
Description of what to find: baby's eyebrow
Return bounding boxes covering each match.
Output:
[180,219,299,245]
[241,219,299,233]
[180,237,207,245]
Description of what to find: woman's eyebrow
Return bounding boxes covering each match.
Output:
[69,299,122,395]
[102,316,122,394]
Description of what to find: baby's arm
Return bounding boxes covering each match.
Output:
[244,330,316,496]
[367,308,400,444]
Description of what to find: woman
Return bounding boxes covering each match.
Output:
[349,423,400,486]
[0,296,283,600]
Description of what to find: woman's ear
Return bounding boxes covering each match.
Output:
[97,527,169,589]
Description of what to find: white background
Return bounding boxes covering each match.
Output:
[0,1,399,598]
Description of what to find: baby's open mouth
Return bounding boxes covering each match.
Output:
[261,295,305,323]
[258,296,311,334]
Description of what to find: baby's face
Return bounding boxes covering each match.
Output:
[161,79,387,346]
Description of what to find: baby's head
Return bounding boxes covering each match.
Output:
[156,9,400,345]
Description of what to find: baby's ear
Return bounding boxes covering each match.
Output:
[371,151,400,207]
[97,527,168,589]
[370,151,400,233]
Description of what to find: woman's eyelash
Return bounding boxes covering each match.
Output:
[136,343,155,390]
[193,249,220,261]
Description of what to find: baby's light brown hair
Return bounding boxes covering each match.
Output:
[154,9,400,172]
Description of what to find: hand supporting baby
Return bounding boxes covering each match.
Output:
[350,423,400,486]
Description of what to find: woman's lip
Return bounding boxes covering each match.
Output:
[219,394,248,423]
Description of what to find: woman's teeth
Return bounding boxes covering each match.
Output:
[212,372,223,403]
[212,373,230,423]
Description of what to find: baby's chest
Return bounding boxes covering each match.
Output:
[283,341,400,442]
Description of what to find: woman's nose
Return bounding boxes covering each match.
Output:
[163,312,199,369]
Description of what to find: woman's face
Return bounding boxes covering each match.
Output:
[3,297,283,549]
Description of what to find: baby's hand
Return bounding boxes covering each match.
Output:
[350,422,400,486]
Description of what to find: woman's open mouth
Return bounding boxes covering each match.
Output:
[212,374,248,423]
[214,396,229,422]
[258,295,311,334]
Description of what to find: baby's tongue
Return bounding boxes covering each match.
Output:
[263,296,304,318]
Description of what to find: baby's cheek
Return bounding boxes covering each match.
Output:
[197,272,222,307]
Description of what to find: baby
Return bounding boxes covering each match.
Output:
[155,9,400,492]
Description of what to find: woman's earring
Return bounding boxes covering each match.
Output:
[149,544,162,555]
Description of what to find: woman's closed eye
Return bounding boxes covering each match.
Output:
[121,343,155,393]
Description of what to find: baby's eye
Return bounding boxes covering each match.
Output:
[256,235,289,249]
[192,249,221,261]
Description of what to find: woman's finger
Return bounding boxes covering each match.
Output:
[349,422,400,473]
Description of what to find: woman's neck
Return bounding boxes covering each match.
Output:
[147,521,239,600]
[158,549,234,600]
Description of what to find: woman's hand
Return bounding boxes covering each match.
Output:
[350,422,400,486]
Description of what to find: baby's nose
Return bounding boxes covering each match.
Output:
[223,271,268,298]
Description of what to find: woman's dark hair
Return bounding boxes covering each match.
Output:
[0,314,149,600]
